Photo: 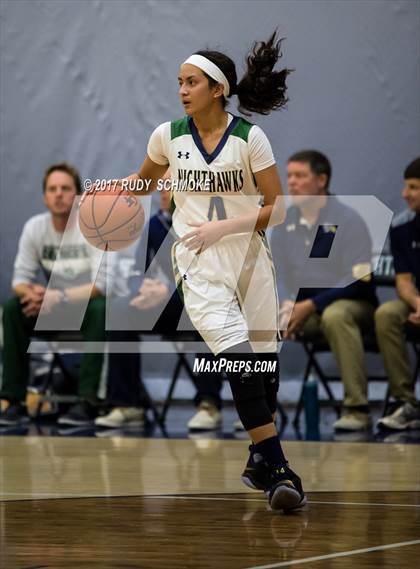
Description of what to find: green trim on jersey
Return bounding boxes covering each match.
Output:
[230,117,254,142]
[171,117,191,140]
[171,115,253,142]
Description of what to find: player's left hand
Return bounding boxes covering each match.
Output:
[284,299,316,339]
[180,220,227,253]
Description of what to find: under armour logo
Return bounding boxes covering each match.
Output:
[240,372,252,383]
[128,222,141,237]
[182,274,188,280]
[178,151,190,159]
[124,196,136,208]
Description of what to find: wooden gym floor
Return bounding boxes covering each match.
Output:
[1,436,419,568]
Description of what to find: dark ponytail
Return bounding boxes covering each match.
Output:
[237,31,291,116]
[194,30,292,116]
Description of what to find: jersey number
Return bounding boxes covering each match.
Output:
[207,196,227,221]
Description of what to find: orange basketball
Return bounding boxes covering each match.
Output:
[78,183,145,251]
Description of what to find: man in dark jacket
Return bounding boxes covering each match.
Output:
[376,157,420,431]
[271,150,377,431]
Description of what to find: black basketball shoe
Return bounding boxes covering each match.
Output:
[241,446,307,511]
[267,464,307,512]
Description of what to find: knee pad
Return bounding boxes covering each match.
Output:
[217,346,273,430]
[228,370,273,430]
[228,366,265,404]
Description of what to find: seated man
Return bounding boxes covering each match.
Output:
[271,150,378,431]
[96,188,224,429]
[0,163,106,426]
[376,157,420,430]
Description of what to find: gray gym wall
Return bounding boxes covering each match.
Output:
[1,0,419,390]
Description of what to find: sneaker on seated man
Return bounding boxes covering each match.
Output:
[187,362,245,432]
[95,406,145,428]
[0,163,106,427]
[187,362,224,431]
[187,399,222,431]
[332,411,372,431]
[375,157,420,431]
[377,401,420,431]
[58,399,102,427]
[0,402,30,426]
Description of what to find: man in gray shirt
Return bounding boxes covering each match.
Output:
[0,163,106,426]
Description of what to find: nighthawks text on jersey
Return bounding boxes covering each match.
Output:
[174,168,245,192]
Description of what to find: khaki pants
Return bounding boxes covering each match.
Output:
[375,299,417,405]
[300,299,375,408]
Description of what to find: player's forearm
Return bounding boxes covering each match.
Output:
[125,172,161,196]
[124,158,169,196]
[257,202,286,229]
[219,204,284,236]
[119,173,156,196]
[396,279,419,310]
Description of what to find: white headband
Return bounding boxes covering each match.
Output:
[183,54,230,98]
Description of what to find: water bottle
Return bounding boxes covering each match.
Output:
[304,372,320,440]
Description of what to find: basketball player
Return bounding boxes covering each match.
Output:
[116,32,305,511]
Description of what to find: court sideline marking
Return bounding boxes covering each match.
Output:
[146,495,420,508]
[246,539,420,569]
[1,492,420,508]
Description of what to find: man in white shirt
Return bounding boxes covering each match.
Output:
[0,163,106,426]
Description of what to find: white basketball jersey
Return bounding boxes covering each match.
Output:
[147,113,279,354]
[147,113,275,239]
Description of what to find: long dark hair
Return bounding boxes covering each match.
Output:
[195,30,291,116]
